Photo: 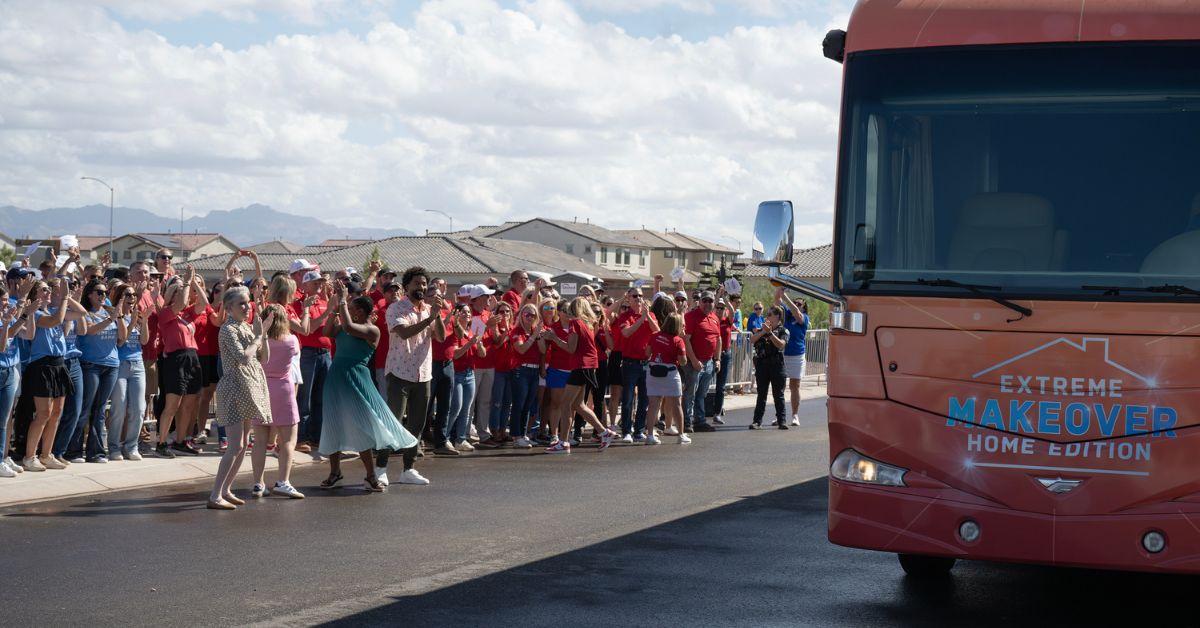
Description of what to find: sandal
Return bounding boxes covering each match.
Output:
[320,472,344,489]
[363,476,386,492]
[223,493,246,506]
[206,499,236,510]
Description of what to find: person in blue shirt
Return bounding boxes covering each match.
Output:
[729,294,744,331]
[0,284,30,478]
[107,282,150,461]
[75,279,125,463]
[22,278,85,472]
[777,287,810,427]
[53,279,88,463]
[746,302,765,333]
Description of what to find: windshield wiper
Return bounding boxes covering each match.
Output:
[1082,284,1200,298]
[869,278,1033,318]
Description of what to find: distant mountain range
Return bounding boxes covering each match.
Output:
[0,203,414,246]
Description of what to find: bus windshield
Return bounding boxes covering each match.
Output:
[837,43,1200,299]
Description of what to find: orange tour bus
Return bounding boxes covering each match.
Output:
[753,0,1200,576]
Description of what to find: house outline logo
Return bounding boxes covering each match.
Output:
[970,337,1154,387]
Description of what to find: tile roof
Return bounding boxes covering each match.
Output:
[188,234,639,283]
[615,229,676,249]
[318,239,372,247]
[429,221,522,239]
[492,218,643,247]
[136,233,224,251]
[246,240,304,255]
[741,243,832,278]
[668,232,741,254]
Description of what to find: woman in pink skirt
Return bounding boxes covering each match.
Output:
[249,303,303,499]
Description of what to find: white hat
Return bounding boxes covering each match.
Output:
[301,270,324,284]
[457,284,475,298]
[60,234,79,249]
[674,290,688,299]
[467,284,495,299]
[652,291,668,302]
[289,259,318,274]
[528,271,555,286]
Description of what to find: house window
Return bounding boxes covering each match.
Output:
[601,247,608,263]
[623,249,631,265]
[122,250,131,260]
[639,249,646,266]
[707,252,714,263]
[137,251,150,260]
[680,252,688,265]
[565,243,574,254]
[585,245,592,254]
[664,249,674,259]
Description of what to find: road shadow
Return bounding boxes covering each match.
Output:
[323,478,1200,628]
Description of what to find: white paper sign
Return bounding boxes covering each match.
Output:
[60,235,79,250]
[22,243,39,258]
[470,316,487,338]
[559,282,577,297]
[670,267,685,282]
[723,278,742,295]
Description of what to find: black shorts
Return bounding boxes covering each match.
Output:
[26,356,74,398]
[199,354,221,386]
[568,368,599,390]
[160,349,202,396]
[606,351,624,382]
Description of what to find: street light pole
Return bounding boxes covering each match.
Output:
[424,209,454,233]
[80,176,114,260]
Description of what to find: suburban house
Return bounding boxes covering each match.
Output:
[246,240,304,255]
[487,218,652,278]
[616,229,742,283]
[188,234,639,289]
[742,243,833,290]
[106,233,239,263]
[317,239,372,248]
[16,236,113,261]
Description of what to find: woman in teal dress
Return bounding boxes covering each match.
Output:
[319,283,418,492]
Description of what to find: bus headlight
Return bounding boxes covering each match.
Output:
[831,449,907,487]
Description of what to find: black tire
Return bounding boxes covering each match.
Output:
[898,553,956,577]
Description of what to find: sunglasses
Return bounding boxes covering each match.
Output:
[542,307,556,312]
[94,290,108,296]
[629,294,643,299]
[753,307,763,311]
[522,312,536,318]
[157,254,172,260]
[702,298,714,303]
[674,298,686,302]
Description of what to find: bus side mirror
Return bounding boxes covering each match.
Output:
[752,201,794,266]
[822,29,846,63]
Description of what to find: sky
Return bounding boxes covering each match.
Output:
[0,0,855,250]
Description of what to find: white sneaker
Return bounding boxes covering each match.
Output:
[250,483,266,498]
[455,440,474,452]
[0,462,15,478]
[271,481,305,499]
[620,433,634,444]
[374,467,389,486]
[790,415,800,426]
[22,457,45,472]
[109,453,124,461]
[515,437,533,449]
[678,434,692,444]
[126,451,143,461]
[398,468,430,485]
[3,457,22,473]
[41,455,66,470]
[646,434,661,445]
[664,427,680,436]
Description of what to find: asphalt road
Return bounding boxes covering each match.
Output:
[2,393,1198,627]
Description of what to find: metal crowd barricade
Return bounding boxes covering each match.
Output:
[716,328,830,393]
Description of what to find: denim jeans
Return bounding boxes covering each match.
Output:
[108,360,146,456]
[473,367,494,437]
[447,369,476,443]
[714,350,732,414]
[488,369,513,434]
[297,347,331,445]
[54,357,85,458]
[682,359,715,428]
[509,366,539,437]
[620,359,649,436]
[78,361,118,460]
[430,360,454,446]
[0,366,18,457]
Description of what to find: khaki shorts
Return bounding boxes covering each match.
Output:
[144,359,159,396]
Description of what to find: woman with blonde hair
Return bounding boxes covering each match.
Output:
[207,286,274,510]
[539,297,618,453]
[508,302,545,448]
[643,312,691,445]
[249,303,304,499]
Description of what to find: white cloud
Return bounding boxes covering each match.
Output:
[0,0,844,247]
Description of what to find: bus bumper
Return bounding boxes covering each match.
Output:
[828,479,1200,573]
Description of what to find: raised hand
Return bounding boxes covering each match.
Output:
[258,309,275,335]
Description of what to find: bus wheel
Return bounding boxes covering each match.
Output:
[897,554,956,577]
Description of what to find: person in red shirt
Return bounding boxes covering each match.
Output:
[478,302,514,448]
[682,290,722,433]
[507,303,544,447]
[155,266,209,458]
[615,288,659,440]
[466,285,495,442]
[289,270,335,452]
[427,291,459,454]
[372,280,402,396]
[539,298,618,453]
[502,269,528,313]
[446,304,484,450]
[192,280,227,452]
[712,299,735,425]
[644,312,690,445]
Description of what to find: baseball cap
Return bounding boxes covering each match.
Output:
[301,270,324,284]
[674,291,688,299]
[379,267,396,276]
[457,285,475,298]
[528,271,555,286]
[468,284,495,299]
[289,259,318,274]
[700,290,716,301]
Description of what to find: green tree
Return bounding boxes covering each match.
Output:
[362,246,384,275]
[0,246,14,270]
[737,277,829,329]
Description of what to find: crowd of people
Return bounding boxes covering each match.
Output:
[0,245,812,507]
